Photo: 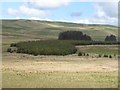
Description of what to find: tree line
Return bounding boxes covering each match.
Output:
[58,31,92,41]
[58,31,117,42]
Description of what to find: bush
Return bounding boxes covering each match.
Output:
[7,48,12,53]
[33,53,38,56]
[109,55,112,58]
[78,52,82,56]
[98,54,102,57]
[86,53,89,56]
[83,53,86,56]
[7,47,17,53]
[10,43,17,47]
[103,54,108,57]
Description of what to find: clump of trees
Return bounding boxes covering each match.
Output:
[7,40,77,56]
[105,34,117,42]
[58,31,92,41]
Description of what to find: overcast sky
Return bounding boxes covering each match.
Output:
[1,0,119,26]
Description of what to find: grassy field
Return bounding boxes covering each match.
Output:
[76,45,119,55]
[2,53,118,88]
[2,45,118,88]
[3,70,118,88]
[2,20,118,41]
[2,20,119,88]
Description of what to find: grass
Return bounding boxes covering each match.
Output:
[87,48,118,55]
[2,19,119,88]
[2,51,118,88]
[77,45,119,55]
[86,48,118,55]
[45,27,63,30]
[2,20,118,41]
[3,70,118,88]
[3,60,119,87]
[2,25,23,30]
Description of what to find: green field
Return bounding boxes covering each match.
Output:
[2,20,118,42]
[77,45,119,55]
[2,20,119,88]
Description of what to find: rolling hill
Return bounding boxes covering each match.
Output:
[1,19,118,45]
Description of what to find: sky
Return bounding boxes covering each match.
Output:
[0,0,119,26]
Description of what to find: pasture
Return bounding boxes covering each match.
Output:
[2,52,118,88]
[2,20,119,88]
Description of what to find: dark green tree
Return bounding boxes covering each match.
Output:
[105,34,117,42]
[58,31,92,41]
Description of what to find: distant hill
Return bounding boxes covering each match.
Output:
[1,19,118,42]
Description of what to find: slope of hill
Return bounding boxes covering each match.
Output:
[1,19,118,44]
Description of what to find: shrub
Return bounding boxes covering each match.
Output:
[78,52,82,56]
[98,54,102,58]
[7,47,17,53]
[114,54,116,56]
[83,53,86,56]
[33,53,38,56]
[109,55,112,58]
[7,48,12,53]
[103,54,108,57]
[86,53,89,56]
[10,43,17,47]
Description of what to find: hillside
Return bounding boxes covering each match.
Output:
[1,19,118,44]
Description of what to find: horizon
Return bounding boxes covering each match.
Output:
[1,19,118,27]
[1,0,118,26]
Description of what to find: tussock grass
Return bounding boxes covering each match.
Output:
[3,70,118,88]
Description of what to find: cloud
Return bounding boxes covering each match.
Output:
[19,5,48,17]
[93,2,118,26]
[7,1,118,26]
[8,8,18,15]
[73,17,117,25]
[7,0,71,18]
[68,2,118,26]
[71,12,82,17]
[16,17,20,19]
[26,0,71,10]
[8,5,49,17]
[30,17,55,22]
[94,2,118,19]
